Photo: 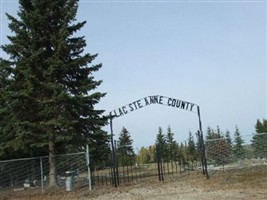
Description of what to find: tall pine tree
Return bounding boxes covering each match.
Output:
[225,129,233,162]
[233,126,245,160]
[187,131,197,162]
[166,125,175,162]
[0,0,107,187]
[155,126,166,161]
[90,130,111,169]
[205,126,227,165]
[251,119,267,159]
[117,127,135,166]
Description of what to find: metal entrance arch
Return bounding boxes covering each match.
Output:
[108,95,209,187]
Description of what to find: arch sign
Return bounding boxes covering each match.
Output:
[108,95,209,186]
[109,95,197,118]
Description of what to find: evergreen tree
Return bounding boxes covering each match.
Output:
[251,119,267,159]
[166,125,175,162]
[205,126,216,163]
[205,126,215,140]
[0,0,107,187]
[233,126,245,160]
[117,127,135,166]
[225,129,233,162]
[155,127,166,160]
[165,126,177,173]
[205,126,227,165]
[178,142,186,164]
[90,130,111,169]
[187,131,197,162]
[225,130,232,151]
[172,141,180,163]
[216,126,221,137]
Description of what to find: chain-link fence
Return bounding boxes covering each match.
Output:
[0,152,89,198]
[205,133,267,177]
[0,135,217,198]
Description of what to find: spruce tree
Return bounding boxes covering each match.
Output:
[178,142,186,165]
[205,126,227,165]
[89,130,111,169]
[166,125,175,162]
[225,130,232,151]
[225,129,233,162]
[165,126,177,173]
[117,127,135,166]
[0,0,107,187]
[187,131,196,162]
[205,127,215,163]
[155,127,166,160]
[251,119,267,159]
[233,126,245,160]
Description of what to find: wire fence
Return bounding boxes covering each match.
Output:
[0,140,203,198]
[205,133,267,177]
[0,156,198,199]
[0,152,89,198]
[3,133,265,197]
[0,130,265,200]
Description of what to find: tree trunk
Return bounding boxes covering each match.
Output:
[49,135,57,188]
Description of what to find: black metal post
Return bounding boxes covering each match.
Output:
[156,145,161,181]
[196,131,205,175]
[156,144,164,181]
[109,116,117,187]
[160,157,164,182]
[197,106,209,179]
[114,140,120,185]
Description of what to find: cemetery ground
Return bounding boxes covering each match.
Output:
[2,166,267,200]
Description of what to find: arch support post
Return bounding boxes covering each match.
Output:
[197,106,209,179]
[109,115,118,187]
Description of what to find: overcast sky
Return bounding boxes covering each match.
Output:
[1,0,266,150]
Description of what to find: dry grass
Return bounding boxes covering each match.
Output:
[1,167,267,200]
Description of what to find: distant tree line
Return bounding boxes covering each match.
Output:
[134,118,267,167]
[205,125,246,165]
[135,126,199,170]
[205,118,267,166]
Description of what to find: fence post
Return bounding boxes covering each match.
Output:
[86,144,92,190]
[40,157,44,193]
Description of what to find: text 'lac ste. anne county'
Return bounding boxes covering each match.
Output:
[110,95,196,118]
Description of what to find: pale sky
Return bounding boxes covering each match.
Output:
[1,0,266,150]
